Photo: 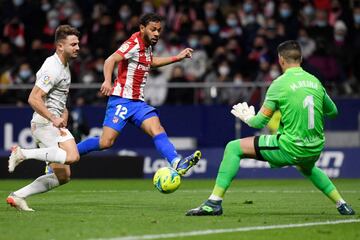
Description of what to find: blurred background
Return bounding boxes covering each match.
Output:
[0,0,359,179]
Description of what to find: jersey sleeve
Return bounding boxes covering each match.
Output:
[263,80,280,111]
[116,41,137,60]
[323,90,338,118]
[35,62,57,93]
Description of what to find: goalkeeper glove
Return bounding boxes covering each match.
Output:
[231,102,255,123]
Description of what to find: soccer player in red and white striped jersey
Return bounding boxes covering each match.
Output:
[77,13,201,175]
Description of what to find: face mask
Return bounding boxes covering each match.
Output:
[255,45,264,51]
[316,20,327,27]
[227,19,238,27]
[70,19,83,28]
[188,39,198,48]
[218,66,230,76]
[49,19,59,29]
[334,34,345,42]
[19,69,31,79]
[208,25,219,34]
[119,10,130,20]
[354,14,360,24]
[13,0,24,7]
[143,5,154,14]
[243,3,253,13]
[270,70,280,79]
[303,5,314,16]
[41,3,51,11]
[280,9,291,18]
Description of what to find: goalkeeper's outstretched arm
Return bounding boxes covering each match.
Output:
[246,105,273,129]
[231,102,274,129]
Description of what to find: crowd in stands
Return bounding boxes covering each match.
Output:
[1,0,360,106]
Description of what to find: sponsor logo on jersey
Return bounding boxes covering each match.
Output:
[137,64,150,71]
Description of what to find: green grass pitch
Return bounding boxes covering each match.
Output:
[0,179,359,240]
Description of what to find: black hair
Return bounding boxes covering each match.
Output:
[277,40,302,63]
[139,13,164,26]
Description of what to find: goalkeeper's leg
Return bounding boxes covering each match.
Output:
[186,138,255,216]
[297,165,355,215]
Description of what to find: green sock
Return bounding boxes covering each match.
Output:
[298,166,338,203]
[211,140,243,198]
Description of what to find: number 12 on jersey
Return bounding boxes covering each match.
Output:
[303,95,314,129]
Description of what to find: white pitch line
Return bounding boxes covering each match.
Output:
[90,219,360,240]
[0,189,359,193]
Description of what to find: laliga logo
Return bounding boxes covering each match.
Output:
[3,123,103,150]
[316,151,344,178]
[143,157,207,176]
[3,123,36,149]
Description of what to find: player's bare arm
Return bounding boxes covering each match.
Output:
[61,108,69,128]
[101,52,124,96]
[151,48,193,68]
[28,86,64,128]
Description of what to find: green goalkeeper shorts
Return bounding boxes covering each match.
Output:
[254,135,320,169]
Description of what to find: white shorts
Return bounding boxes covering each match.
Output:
[31,123,74,148]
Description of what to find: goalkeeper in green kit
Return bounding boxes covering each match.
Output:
[186,40,355,216]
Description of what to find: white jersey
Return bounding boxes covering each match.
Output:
[31,53,71,125]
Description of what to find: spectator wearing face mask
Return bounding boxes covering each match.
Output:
[308,9,333,40]
[183,34,208,82]
[238,0,262,48]
[13,62,35,105]
[297,28,316,59]
[42,9,60,50]
[301,3,316,27]
[330,20,353,94]
[219,12,242,40]
[277,1,299,40]
[203,60,233,105]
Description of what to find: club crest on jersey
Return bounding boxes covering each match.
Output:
[112,116,119,123]
[119,43,130,53]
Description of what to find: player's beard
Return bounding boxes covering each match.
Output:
[145,34,158,46]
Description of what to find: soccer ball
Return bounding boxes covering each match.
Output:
[153,167,181,194]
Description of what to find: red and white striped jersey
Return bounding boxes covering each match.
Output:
[112,31,153,100]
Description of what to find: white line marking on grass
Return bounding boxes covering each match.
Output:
[90,219,360,240]
[0,190,359,193]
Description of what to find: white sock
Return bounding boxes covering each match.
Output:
[336,199,346,208]
[21,147,66,164]
[209,194,223,201]
[13,173,60,198]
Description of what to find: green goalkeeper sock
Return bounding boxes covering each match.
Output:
[298,166,338,202]
[210,140,243,199]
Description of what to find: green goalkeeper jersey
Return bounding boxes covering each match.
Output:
[263,67,338,157]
